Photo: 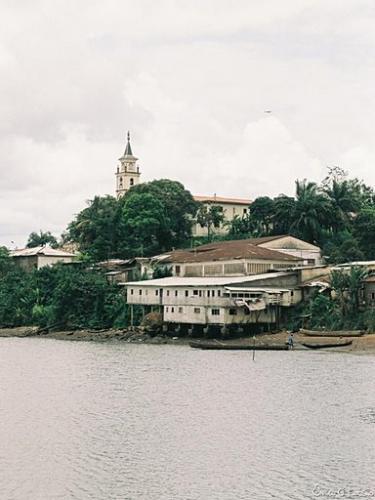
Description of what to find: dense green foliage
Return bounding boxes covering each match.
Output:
[227,168,375,263]
[66,195,119,261]
[66,179,198,260]
[0,252,129,329]
[26,231,59,249]
[291,267,375,331]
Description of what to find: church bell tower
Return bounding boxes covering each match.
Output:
[115,131,141,198]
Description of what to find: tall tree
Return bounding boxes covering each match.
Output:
[66,195,118,261]
[290,180,331,244]
[121,179,198,250]
[273,195,296,234]
[26,231,58,249]
[353,208,375,259]
[117,192,168,257]
[323,180,359,232]
[248,196,275,235]
[196,203,225,241]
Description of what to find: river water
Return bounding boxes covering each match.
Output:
[0,339,374,500]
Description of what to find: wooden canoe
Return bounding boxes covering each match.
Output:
[300,328,364,338]
[189,341,289,351]
[301,340,353,349]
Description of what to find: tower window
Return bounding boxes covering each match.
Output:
[130,178,134,186]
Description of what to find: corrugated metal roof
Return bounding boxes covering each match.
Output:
[336,261,375,267]
[10,246,76,258]
[153,239,302,264]
[224,286,291,292]
[193,195,251,205]
[123,272,291,287]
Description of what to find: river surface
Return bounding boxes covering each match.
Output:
[0,339,374,500]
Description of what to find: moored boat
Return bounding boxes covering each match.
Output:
[301,340,353,349]
[189,341,289,350]
[300,328,364,338]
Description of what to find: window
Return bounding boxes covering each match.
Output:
[199,290,202,297]
[178,307,183,313]
[372,292,375,300]
[130,289,134,295]
[185,290,189,297]
[155,290,159,296]
[171,307,174,313]
[165,307,169,312]
[217,290,221,297]
[229,308,237,315]
[193,290,199,296]
[291,291,294,297]
[212,290,215,298]
[167,290,170,296]
[175,290,178,297]
[175,265,181,276]
[194,308,200,313]
[207,290,210,298]
[130,178,134,186]
[243,208,247,214]
[211,308,220,316]
[139,289,142,295]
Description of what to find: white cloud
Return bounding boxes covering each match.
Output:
[1,0,375,246]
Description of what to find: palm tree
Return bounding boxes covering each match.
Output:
[273,195,296,234]
[324,179,359,232]
[290,180,331,244]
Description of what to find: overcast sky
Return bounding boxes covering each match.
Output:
[2,0,375,247]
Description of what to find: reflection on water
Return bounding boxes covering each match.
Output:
[0,338,374,500]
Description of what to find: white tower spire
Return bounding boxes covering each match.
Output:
[115,131,141,198]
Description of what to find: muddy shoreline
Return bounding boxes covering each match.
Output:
[1,327,375,353]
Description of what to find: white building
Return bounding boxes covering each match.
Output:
[10,246,76,271]
[124,272,302,332]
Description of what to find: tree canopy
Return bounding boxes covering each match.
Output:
[226,170,375,263]
[65,179,198,260]
[26,231,59,249]
[196,203,225,241]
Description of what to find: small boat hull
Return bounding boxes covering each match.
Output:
[189,341,289,351]
[300,329,364,338]
[301,340,353,349]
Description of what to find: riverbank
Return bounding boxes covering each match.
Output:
[1,327,375,352]
[0,326,188,344]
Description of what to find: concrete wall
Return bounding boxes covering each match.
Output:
[37,256,74,269]
[171,259,300,278]
[260,236,322,265]
[297,266,331,284]
[163,304,278,324]
[14,255,74,271]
